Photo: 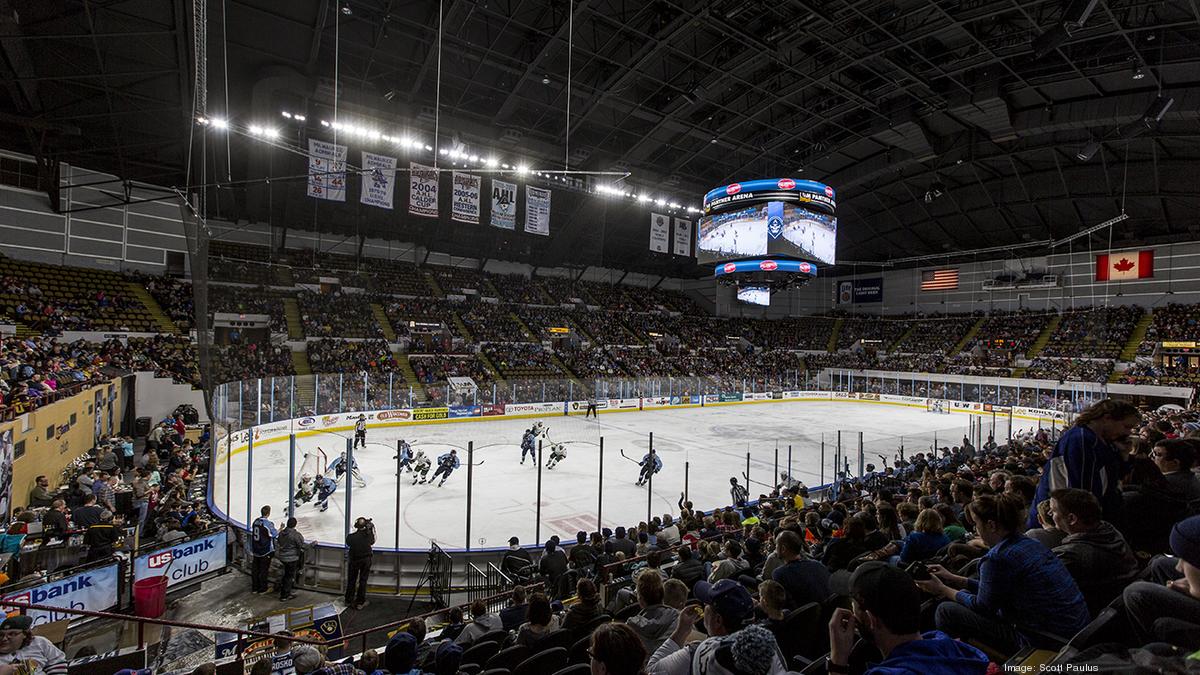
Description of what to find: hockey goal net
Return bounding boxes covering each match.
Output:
[298,448,329,478]
[926,400,951,414]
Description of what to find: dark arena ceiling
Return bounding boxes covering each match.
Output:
[1,0,1198,276]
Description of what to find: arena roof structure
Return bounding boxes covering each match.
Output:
[0,0,1198,275]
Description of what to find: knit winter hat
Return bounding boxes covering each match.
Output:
[384,632,418,672]
[1170,514,1200,568]
[730,624,779,675]
[291,646,323,674]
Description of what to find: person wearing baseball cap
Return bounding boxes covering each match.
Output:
[0,614,68,674]
[1123,514,1200,644]
[827,562,988,675]
[646,579,787,674]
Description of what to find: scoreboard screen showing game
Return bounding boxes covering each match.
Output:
[696,200,837,265]
[736,286,771,306]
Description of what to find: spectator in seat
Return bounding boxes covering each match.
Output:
[561,578,603,633]
[1121,457,1186,554]
[500,536,533,580]
[1152,438,1200,502]
[1024,500,1066,549]
[659,514,680,547]
[539,538,569,597]
[41,499,69,538]
[72,493,103,529]
[454,598,503,646]
[588,623,648,675]
[670,544,705,592]
[647,579,786,675]
[1048,488,1139,614]
[898,508,950,565]
[1028,399,1141,529]
[827,562,989,675]
[611,526,636,557]
[822,515,870,571]
[28,475,53,508]
[83,510,118,562]
[916,493,1090,655]
[1122,514,1200,644]
[514,592,560,648]
[0,615,68,675]
[626,569,679,653]
[498,584,529,632]
[707,539,748,583]
[771,530,831,609]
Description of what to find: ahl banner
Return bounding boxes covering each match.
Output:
[525,186,551,236]
[306,139,347,202]
[451,172,481,224]
[490,179,517,230]
[649,213,670,252]
[408,162,439,217]
[673,218,692,257]
[359,151,396,209]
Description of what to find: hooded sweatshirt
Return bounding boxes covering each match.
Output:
[865,631,990,675]
[627,604,680,654]
[1052,521,1139,609]
[454,612,503,645]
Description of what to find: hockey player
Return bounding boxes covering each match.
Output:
[315,474,337,512]
[327,451,366,487]
[393,439,414,473]
[635,449,662,486]
[729,477,748,507]
[431,449,460,487]
[294,474,317,506]
[777,471,802,492]
[353,414,367,449]
[546,443,567,469]
[520,429,537,465]
[410,450,432,485]
[531,421,548,439]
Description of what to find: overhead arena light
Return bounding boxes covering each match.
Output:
[1032,0,1099,59]
[1116,96,1174,140]
[1076,139,1101,162]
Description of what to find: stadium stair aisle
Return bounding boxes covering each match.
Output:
[1119,310,1153,361]
[1025,314,1062,359]
[482,276,501,298]
[423,269,445,298]
[290,349,316,410]
[511,311,537,340]
[950,315,988,355]
[396,353,429,403]
[533,279,555,304]
[127,281,181,334]
[888,322,917,352]
[827,318,843,352]
[477,351,507,385]
[11,320,33,338]
[548,352,582,387]
[371,303,397,342]
[282,297,305,340]
[449,311,474,341]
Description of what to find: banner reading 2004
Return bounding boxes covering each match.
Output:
[408,162,439,217]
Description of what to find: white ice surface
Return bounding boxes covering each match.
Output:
[213,402,1011,550]
[698,219,767,258]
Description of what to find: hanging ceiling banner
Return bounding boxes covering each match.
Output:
[306,139,347,202]
[525,186,551,236]
[649,213,670,252]
[359,151,397,209]
[490,179,517,230]
[408,162,439,217]
[451,172,481,224]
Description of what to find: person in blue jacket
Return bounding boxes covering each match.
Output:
[432,449,461,487]
[636,448,662,486]
[1027,399,1140,530]
[828,562,989,675]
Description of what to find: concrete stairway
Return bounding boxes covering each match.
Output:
[424,270,445,298]
[371,303,397,342]
[478,352,507,385]
[282,297,306,340]
[950,316,987,355]
[511,312,537,340]
[1119,311,1154,361]
[127,282,180,333]
[450,311,474,342]
[274,266,294,286]
[827,318,843,352]
[11,320,33,338]
[1025,314,1062,359]
[290,350,315,410]
[394,349,428,404]
[888,324,916,352]
[548,352,582,387]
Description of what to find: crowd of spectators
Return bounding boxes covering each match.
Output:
[1024,357,1115,383]
[1041,306,1143,359]
[2,274,141,334]
[458,302,530,343]
[970,310,1056,355]
[409,354,493,386]
[482,343,567,379]
[892,315,980,355]
[1114,360,1200,388]
[489,273,550,304]
[297,291,383,339]
[0,336,113,415]
[308,339,397,374]
[1139,302,1200,355]
[139,274,195,330]
[554,344,626,379]
[212,343,295,384]
[209,285,287,332]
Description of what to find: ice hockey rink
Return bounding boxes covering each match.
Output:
[212,401,1016,550]
[782,217,837,264]
[697,213,768,258]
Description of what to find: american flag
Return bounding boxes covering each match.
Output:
[920,268,959,291]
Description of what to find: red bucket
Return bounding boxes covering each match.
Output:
[132,575,169,618]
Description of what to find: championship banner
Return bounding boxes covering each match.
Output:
[359,152,397,209]
[649,213,670,252]
[306,139,347,202]
[2,563,121,625]
[673,218,692,257]
[451,172,481,224]
[490,179,517,230]
[408,162,439,217]
[134,530,229,588]
[525,186,551,236]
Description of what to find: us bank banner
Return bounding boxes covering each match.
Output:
[1,563,120,625]
[134,530,229,588]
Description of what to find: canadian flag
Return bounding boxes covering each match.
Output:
[1095,250,1154,281]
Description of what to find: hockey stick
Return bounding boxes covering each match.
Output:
[742,472,776,490]
[618,449,642,465]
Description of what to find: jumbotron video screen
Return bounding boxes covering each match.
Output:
[696,179,838,266]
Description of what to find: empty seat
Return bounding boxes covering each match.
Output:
[511,647,567,675]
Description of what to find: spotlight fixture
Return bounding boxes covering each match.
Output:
[1131,64,1145,80]
[923,181,945,203]
[384,90,397,101]
[340,3,352,15]
[1076,139,1101,162]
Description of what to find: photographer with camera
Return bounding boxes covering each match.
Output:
[345,517,376,610]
